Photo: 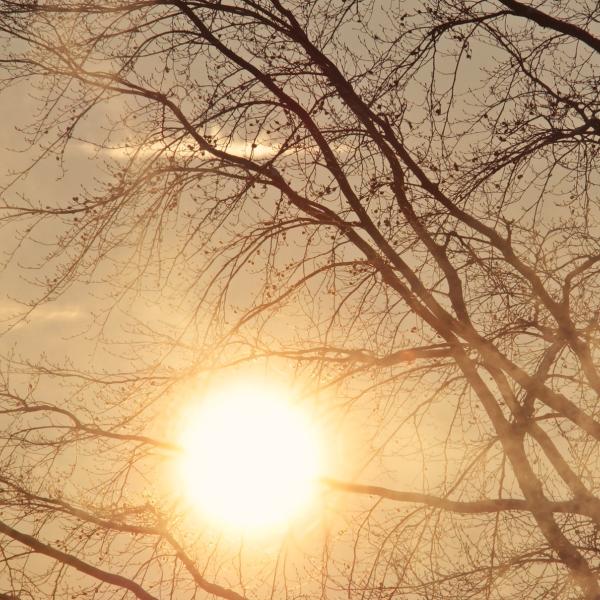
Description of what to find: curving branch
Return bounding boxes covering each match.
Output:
[497,0,600,54]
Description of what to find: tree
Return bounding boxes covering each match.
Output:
[0,0,600,598]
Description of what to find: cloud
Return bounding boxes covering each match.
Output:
[76,137,280,162]
[0,300,83,329]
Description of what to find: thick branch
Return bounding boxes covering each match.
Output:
[0,519,159,600]
[324,479,593,517]
[497,0,600,54]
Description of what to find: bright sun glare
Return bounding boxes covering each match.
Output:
[178,380,322,532]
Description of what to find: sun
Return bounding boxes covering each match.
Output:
[177,379,322,532]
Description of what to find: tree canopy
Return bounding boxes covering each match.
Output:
[1,1,600,599]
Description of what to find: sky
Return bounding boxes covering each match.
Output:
[2,2,599,599]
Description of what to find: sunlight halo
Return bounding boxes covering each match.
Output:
[177,379,322,533]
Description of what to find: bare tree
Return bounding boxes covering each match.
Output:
[1,0,600,598]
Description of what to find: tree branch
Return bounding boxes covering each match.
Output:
[0,519,159,600]
[497,0,600,54]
